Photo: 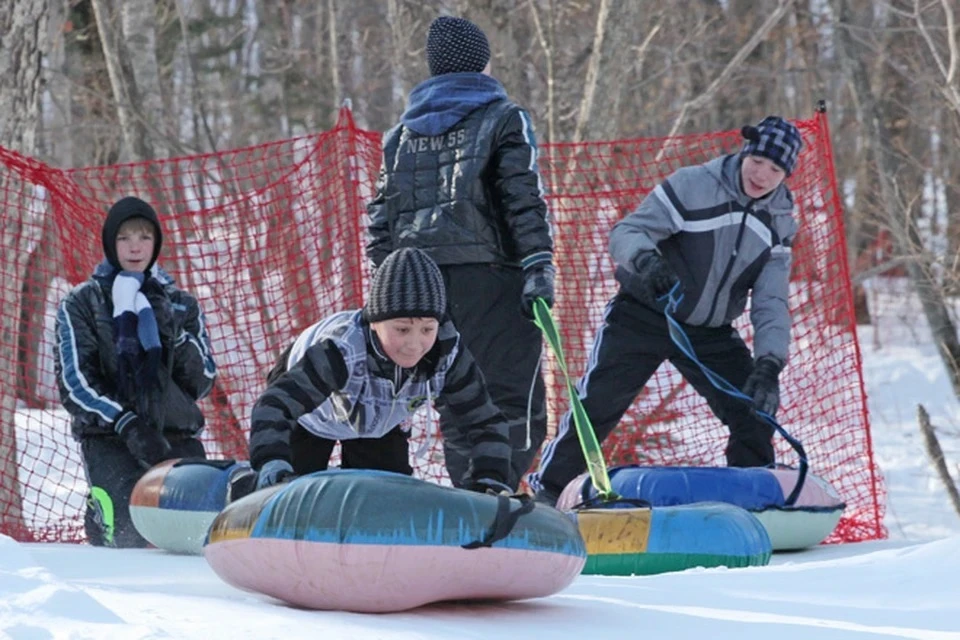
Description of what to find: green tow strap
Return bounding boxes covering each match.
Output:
[532,297,619,502]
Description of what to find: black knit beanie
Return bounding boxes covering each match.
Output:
[364,248,447,322]
[426,16,491,76]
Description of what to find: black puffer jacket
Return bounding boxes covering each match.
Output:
[366,73,553,269]
[54,264,217,440]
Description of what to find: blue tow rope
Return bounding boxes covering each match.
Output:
[660,284,808,506]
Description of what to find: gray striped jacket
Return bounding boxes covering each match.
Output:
[610,154,797,365]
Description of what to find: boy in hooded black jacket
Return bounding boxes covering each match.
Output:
[366,16,554,490]
[55,196,217,547]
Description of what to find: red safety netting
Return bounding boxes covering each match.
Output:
[0,107,884,544]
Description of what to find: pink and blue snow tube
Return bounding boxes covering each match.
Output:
[557,465,846,550]
[204,469,586,612]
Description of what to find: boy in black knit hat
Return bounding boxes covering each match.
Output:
[366,16,554,491]
[250,248,512,494]
[530,116,803,505]
[54,196,217,547]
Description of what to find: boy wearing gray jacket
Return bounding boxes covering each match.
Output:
[530,116,803,505]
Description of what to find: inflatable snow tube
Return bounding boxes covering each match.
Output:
[204,469,587,612]
[558,466,846,550]
[572,502,772,576]
[130,458,257,554]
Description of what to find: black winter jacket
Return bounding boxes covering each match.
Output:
[366,73,553,270]
[54,263,217,440]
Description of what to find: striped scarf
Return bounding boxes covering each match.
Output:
[111,269,162,407]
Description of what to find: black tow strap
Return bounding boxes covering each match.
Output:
[462,494,535,549]
[172,457,236,470]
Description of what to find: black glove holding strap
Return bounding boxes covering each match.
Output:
[521,263,556,319]
[632,251,679,306]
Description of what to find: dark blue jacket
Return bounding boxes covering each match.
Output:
[54,264,217,440]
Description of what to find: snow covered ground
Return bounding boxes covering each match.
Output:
[2,281,960,639]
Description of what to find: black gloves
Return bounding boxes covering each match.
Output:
[256,459,296,490]
[468,476,514,496]
[116,412,173,469]
[742,356,782,416]
[632,251,679,306]
[521,263,555,319]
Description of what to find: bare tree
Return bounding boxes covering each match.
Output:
[918,404,960,517]
[0,0,50,538]
[570,0,611,144]
[833,0,960,400]
[659,0,797,146]
[122,0,169,156]
[17,0,74,409]
[90,0,152,160]
[327,0,341,113]
[908,0,960,291]
[527,0,557,144]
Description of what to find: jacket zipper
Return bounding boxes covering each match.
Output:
[706,201,754,324]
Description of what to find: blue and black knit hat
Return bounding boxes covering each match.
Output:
[364,248,447,323]
[426,16,491,76]
[740,116,803,176]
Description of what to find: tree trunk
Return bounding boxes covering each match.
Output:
[944,110,960,294]
[0,0,50,539]
[90,0,153,160]
[63,0,121,166]
[528,0,557,144]
[18,0,73,408]
[917,404,960,518]
[834,0,960,399]
[327,0,341,113]
[571,0,611,144]
[255,0,292,142]
[659,0,797,145]
[385,0,410,121]
[120,0,168,157]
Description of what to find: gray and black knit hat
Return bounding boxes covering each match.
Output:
[740,116,803,176]
[426,16,491,76]
[364,248,447,323]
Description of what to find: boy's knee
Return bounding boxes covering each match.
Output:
[167,434,206,459]
[86,487,148,549]
[725,432,775,467]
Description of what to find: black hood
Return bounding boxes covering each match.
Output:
[101,196,163,273]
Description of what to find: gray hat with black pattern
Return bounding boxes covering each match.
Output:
[364,248,447,322]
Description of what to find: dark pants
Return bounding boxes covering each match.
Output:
[82,433,206,548]
[289,423,413,476]
[532,292,774,497]
[438,264,547,490]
